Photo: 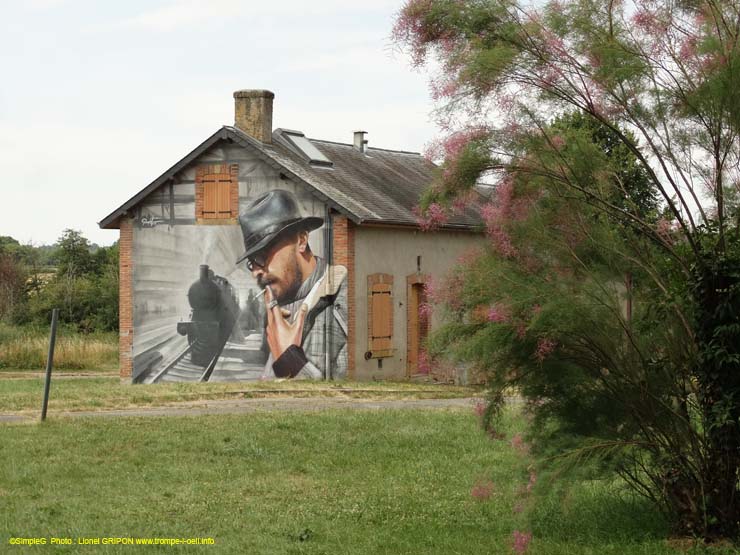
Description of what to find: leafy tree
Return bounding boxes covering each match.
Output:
[55,229,94,277]
[0,253,27,322]
[395,0,740,539]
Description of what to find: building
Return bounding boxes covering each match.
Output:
[99,90,483,383]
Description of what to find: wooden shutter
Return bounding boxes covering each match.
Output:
[196,164,239,221]
[368,274,393,358]
[202,175,232,218]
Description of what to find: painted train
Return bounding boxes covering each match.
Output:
[176,264,240,366]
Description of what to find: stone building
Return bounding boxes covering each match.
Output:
[99,90,482,383]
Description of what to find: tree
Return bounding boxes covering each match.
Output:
[55,229,94,278]
[395,0,740,540]
[0,253,27,322]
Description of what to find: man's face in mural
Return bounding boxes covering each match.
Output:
[248,231,309,304]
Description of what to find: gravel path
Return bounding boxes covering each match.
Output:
[0,396,483,423]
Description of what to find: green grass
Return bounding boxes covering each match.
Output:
[0,377,478,414]
[0,323,117,371]
[1,408,732,554]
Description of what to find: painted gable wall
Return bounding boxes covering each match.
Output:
[129,142,334,384]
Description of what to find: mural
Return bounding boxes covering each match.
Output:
[131,186,347,383]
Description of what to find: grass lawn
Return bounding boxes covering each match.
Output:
[1,408,729,554]
[0,377,478,414]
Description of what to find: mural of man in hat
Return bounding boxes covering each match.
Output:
[237,189,348,380]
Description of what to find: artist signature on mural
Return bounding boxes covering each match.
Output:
[141,215,165,227]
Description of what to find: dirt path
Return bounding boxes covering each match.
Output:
[0,371,119,380]
[0,396,484,423]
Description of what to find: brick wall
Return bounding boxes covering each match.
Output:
[332,215,355,379]
[119,217,134,380]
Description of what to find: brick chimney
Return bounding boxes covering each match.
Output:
[233,89,274,143]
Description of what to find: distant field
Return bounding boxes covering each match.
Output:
[0,408,707,555]
[0,324,117,371]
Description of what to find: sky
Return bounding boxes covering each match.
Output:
[0,0,438,247]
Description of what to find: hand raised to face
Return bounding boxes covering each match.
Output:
[264,285,308,361]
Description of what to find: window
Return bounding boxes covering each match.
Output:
[281,130,333,168]
[196,164,239,221]
[367,273,393,358]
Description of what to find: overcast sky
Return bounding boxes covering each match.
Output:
[0,0,438,247]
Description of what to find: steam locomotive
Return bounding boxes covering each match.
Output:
[176,264,240,366]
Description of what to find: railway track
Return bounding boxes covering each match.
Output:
[148,342,221,383]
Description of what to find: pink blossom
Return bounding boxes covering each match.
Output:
[423,138,443,162]
[526,470,537,493]
[418,302,433,320]
[451,191,477,215]
[497,93,517,112]
[534,337,557,362]
[455,246,483,265]
[511,433,530,454]
[543,30,567,57]
[631,8,668,36]
[679,35,698,61]
[503,120,522,135]
[430,76,460,101]
[511,530,533,554]
[541,63,564,88]
[424,278,438,303]
[414,202,449,231]
[434,272,466,311]
[550,135,565,149]
[473,400,486,418]
[471,479,495,500]
[547,0,564,14]
[441,127,489,160]
[417,350,431,374]
[392,0,437,66]
[487,302,512,323]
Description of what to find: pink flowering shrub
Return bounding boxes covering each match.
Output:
[417,349,431,374]
[487,302,512,323]
[470,479,495,500]
[510,433,530,454]
[413,202,449,231]
[511,530,533,554]
[418,301,434,321]
[534,337,557,362]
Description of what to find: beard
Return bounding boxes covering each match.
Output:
[257,253,303,305]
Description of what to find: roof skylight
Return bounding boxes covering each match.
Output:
[280,130,333,168]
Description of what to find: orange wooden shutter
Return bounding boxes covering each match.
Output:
[202,175,232,218]
[368,274,393,357]
[196,164,238,221]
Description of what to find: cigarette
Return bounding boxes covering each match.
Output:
[255,288,266,299]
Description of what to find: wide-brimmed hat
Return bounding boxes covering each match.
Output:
[236,189,324,264]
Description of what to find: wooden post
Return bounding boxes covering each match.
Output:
[40,308,59,421]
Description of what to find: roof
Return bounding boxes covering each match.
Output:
[98,125,483,231]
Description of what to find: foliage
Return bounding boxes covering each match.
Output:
[395,0,740,540]
[0,230,118,332]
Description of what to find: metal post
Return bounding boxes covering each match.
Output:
[40,308,59,421]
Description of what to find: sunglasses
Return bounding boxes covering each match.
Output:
[245,250,268,271]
